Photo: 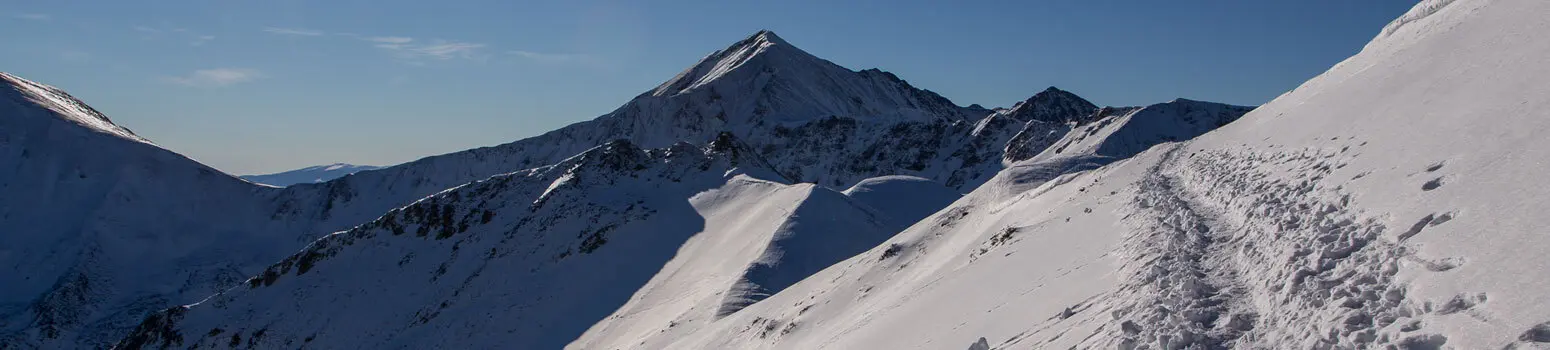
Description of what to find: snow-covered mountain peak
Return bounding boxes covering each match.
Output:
[1003,86,1099,124]
[650,30,810,97]
[747,29,789,46]
[631,29,979,125]
[0,71,150,144]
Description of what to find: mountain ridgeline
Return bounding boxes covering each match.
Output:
[0,29,1261,349]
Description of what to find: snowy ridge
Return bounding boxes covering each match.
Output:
[0,72,148,144]
[1027,98,1253,163]
[1376,0,1458,40]
[652,30,793,96]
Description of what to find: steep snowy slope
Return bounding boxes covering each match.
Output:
[239,163,382,187]
[571,178,904,350]
[663,0,1550,348]
[115,135,914,349]
[0,73,349,349]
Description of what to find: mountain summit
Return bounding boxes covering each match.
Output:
[1004,86,1100,124]
[651,30,799,97]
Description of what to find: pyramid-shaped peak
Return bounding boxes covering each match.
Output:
[648,30,822,97]
[1005,86,1099,124]
[747,30,788,46]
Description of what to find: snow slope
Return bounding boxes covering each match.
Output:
[657,0,1550,348]
[239,163,382,187]
[114,136,908,349]
[840,175,961,229]
[0,73,354,349]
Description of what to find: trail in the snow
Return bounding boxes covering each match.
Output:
[1075,143,1489,349]
[1083,145,1256,349]
[998,142,1498,350]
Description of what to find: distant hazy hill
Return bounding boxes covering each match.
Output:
[240,163,381,186]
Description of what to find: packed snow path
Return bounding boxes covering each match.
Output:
[1088,145,1452,349]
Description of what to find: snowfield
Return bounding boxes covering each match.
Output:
[3,0,1547,348]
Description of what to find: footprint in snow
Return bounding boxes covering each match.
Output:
[1422,176,1445,191]
[1399,211,1456,241]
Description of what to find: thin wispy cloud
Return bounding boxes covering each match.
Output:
[262,27,577,65]
[132,24,214,46]
[191,35,216,46]
[412,42,487,59]
[13,13,50,21]
[368,36,414,44]
[508,50,599,64]
[165,68,264,87]
[375,40,487,60]
[263,27,325,36]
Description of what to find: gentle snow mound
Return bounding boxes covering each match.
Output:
[842,175,962,228]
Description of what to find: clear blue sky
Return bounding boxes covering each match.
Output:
[0,1,1416,175]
